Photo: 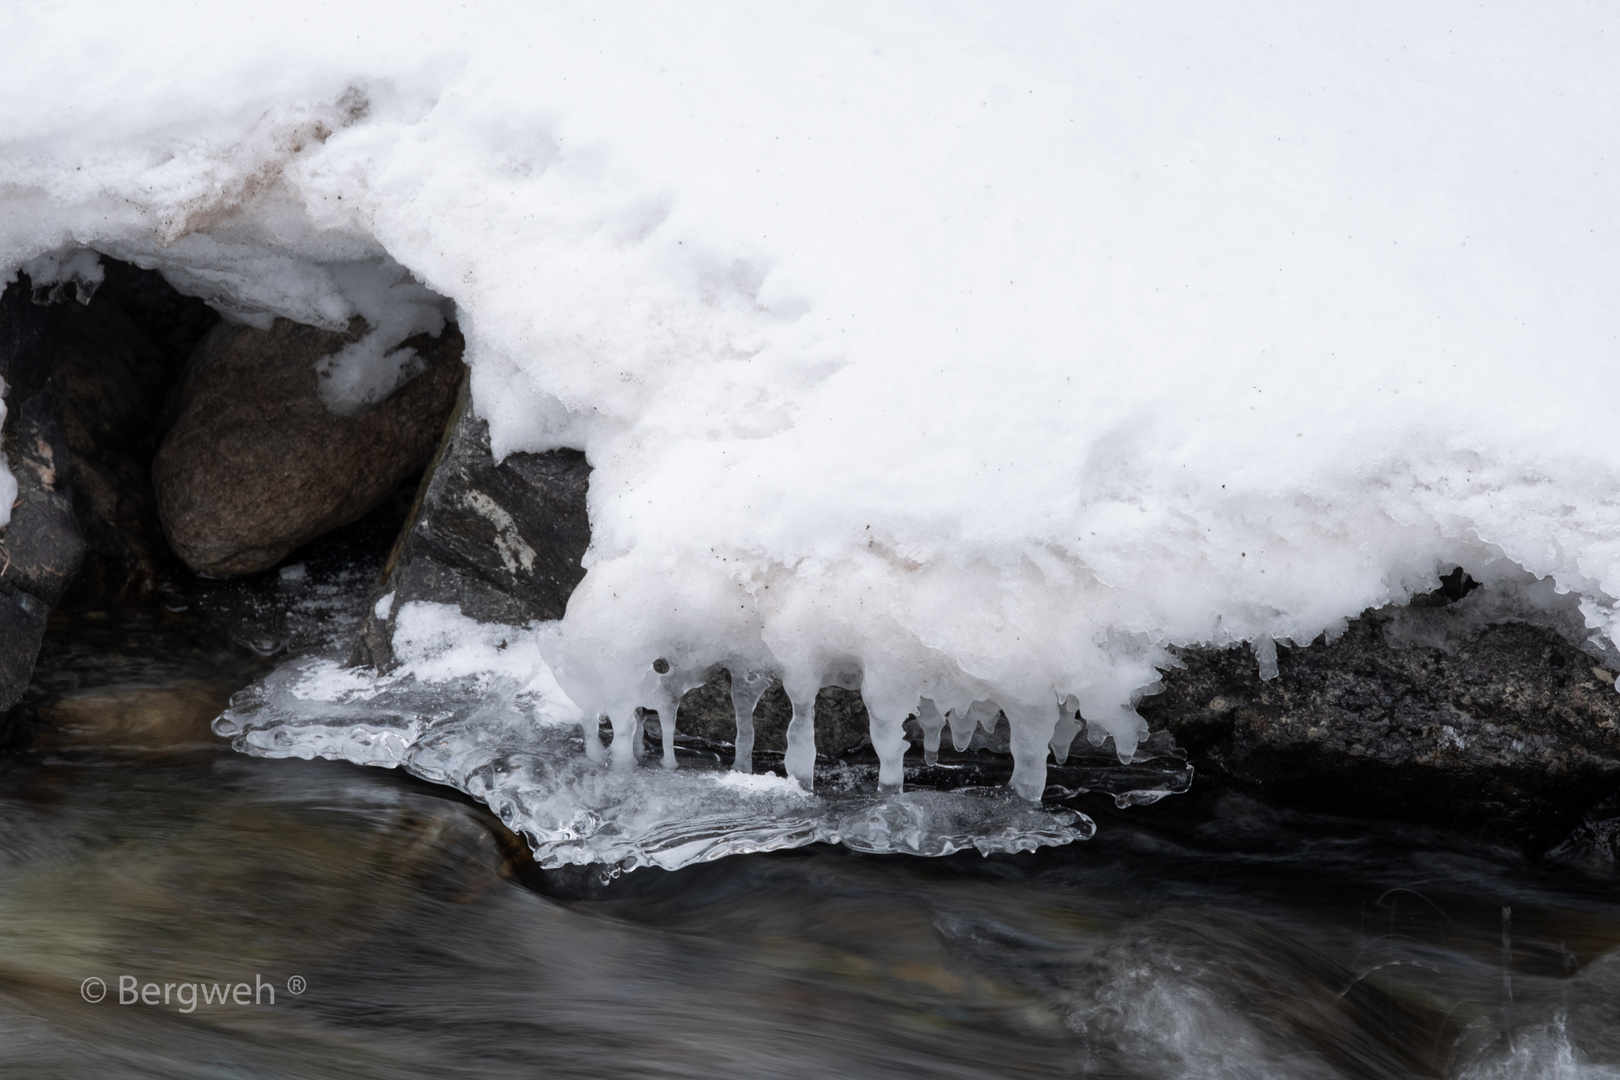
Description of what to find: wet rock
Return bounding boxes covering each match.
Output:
[666,669,1192,804]
[351,389,592,670]
[49,264,214,603]
[1140,587,1620,852]
[0,278,85,711]
[154,316,464,577]
[1543,794,1620,876]
[666,669,873,760]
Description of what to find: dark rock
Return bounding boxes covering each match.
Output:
[49,267,212,604]
[666,668,872,760]
[1139,589,1620,852]
[154,316,464,577]
[95,259,222,382]
[0,277,85,712]
[1543,794,1620,876]
[351,388,592,670]
[664,668,1192,805]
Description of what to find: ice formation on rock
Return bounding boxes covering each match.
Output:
[9,4,1620,819]
[215,603,1104,869]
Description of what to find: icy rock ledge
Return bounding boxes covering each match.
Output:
[214,648,1096,871]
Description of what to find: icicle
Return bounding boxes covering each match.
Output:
[783,676,819,790]
[866,702,909,792]
[946,704,973,752]
[1005,703,1059,801]
[650,689,679,770]
[581,714,606,764]
[1049,694,1082,764]
[916,698,946,766]
[728,668,772,773]
[608,710,640,769]
[1254,636,1279,680]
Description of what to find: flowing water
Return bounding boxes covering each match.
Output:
[4,599,1620,1079]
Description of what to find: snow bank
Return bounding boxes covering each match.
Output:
[9,3,1620,798]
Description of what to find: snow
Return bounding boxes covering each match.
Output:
[8,3,1620,799]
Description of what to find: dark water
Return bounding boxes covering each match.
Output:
[3,612,1620,1079]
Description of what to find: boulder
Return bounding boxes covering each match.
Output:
[0,277,85,711]
[1140,580,1620,852]
[351,387,592,670]
[154,316,464,577]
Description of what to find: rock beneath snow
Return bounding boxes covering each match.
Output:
[1141,580,1620,852]
[50,263,215,603]
[665,669,874,761]
[351,390,591,671]
[153,316,464,577]
[0,278,85,711]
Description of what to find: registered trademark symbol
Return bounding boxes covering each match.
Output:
[286,975,306,995]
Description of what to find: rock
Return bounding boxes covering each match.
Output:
[1543,794,1620,876]
[1140,582,1620,852]
[664,668,874,760]
[49,263,214,603]
[0,277,86,711]
[31,678,238,755]
[154,316,464,577]
[351,387,592,670]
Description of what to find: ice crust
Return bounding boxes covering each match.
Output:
[215,603,1096,870]
[10,5,1620,805]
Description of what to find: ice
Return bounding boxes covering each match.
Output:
[20,248,102,304]
[8,4,1620,831]
[727,669,771,774]
[915,699,946,767]
[214,603,1097,871]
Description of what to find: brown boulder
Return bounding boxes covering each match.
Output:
[154,317,464,577]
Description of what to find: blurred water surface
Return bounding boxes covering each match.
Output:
[2,611,1619,1079]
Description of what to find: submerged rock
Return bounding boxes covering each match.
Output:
[351,388,591,670]
[0,278,85,711]
[154,316,463,576]
[1142,581,1620,852]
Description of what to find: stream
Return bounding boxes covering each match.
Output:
[3,578,1620,1078]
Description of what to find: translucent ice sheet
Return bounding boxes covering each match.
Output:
[215,655,1097,872]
